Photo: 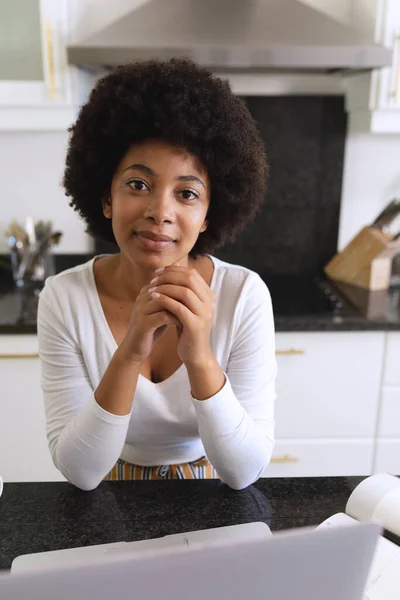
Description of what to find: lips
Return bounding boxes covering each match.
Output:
[136,230,174,242]
[134,231,175,252]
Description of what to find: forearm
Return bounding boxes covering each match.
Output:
[51,348,140,490]
[54,348,142,489]
[186,351,226,401]
[55,397,131,490]
[191,374,275,490]
[94,346,142,415]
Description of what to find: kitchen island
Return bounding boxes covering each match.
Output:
[0,476,364,570]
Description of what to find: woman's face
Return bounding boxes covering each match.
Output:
[104,139,210,269]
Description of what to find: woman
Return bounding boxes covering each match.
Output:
[38,58,277,491]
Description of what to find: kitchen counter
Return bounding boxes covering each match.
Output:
[0,476,364,570]
[1,255,400,333]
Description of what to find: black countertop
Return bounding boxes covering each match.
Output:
[0,476,364,570]
[1,254,400,333]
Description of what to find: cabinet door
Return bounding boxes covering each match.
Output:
[262,439,374,478]
[374,439,400,473]
[375,0,400,109]
[383,333,400,386]
[0,0,78,130]
[0,0,70,104]
[0,335,64,482]
[275,332,385,438]
[378,388,400,437]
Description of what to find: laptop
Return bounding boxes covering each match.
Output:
[11,522,272,573]
[0,522,380,600]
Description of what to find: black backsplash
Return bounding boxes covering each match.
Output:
[214,95,347,277]
[95,96,347,277]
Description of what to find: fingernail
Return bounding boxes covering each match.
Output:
[154,267,164,273]
[151,291,160,298]
[150,277,158,284]
[148,286,157,294]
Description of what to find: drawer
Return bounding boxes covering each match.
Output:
[373,439,400,474]
[275,332,384,438]
[378,387,400,437]
[0,342,64,483]
[383,333,400,386]
[261,439,374,478]
[0,334,38,356]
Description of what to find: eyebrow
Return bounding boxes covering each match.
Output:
[124,163,206,190]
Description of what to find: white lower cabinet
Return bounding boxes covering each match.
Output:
[383,333,400,386]
[274,332,385,438]
[374,440,400,474]
[377,387,400,438]
[263,439,374,478]
[374,333,400,473]
[0,335,64,482]
[260,331,386,478]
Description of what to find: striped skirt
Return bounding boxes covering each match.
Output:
[104,456,218,481]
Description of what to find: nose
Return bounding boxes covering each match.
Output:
[143,190,175,224]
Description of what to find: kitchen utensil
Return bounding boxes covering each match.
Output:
[24,216,36,245]
[16,230,62,283]
[4,220,26,260]
[371,199,400,231]
[5,218,62,287]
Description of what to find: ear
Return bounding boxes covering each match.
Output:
[200,219,208,234]
[102,196,112,219]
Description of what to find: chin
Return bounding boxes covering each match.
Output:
[129,250,178,270]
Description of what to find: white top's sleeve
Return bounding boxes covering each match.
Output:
[192,273,276,490]
[37,289,130,491]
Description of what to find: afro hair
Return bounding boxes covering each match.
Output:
[63,58,268,257]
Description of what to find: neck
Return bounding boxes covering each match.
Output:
[112,252,191,301]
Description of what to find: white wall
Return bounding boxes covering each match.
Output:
[339,132,400,249]
[0,132,92,254]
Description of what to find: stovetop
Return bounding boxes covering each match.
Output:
[261,273,351,317]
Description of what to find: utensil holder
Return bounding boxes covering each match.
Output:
[324,226,400,291]
[10,246,55,288]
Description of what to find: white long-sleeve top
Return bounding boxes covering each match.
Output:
[37,254,277,491]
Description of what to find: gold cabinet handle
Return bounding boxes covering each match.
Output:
[0,353,39,359]
[270,455,299,464]
[276,348,305,355]
[44,19,56,101]
[391,35,400,104]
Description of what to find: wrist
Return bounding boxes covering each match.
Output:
[184,347,215,371]
[114,344,143,368]
[186,354,226,401]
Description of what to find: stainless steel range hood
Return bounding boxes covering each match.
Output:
[67,0,392,73]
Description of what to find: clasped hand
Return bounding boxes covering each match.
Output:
[119,264,216,367]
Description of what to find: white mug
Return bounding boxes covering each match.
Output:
[0,475,3,498]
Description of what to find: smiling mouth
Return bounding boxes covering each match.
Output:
[134,232,176,252]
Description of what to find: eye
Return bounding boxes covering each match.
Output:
[179,189,199,201]
[127,178,150,192]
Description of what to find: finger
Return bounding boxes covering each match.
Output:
[150,268,212,304]
[149,291,193,328]
[148,309,181,330]
[142,296,176,315]
[149,283,203,316]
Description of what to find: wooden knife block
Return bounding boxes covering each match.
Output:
[324,226,400,291]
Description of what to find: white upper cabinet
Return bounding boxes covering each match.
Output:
[346,0,400,132]
[0,0,79,131]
